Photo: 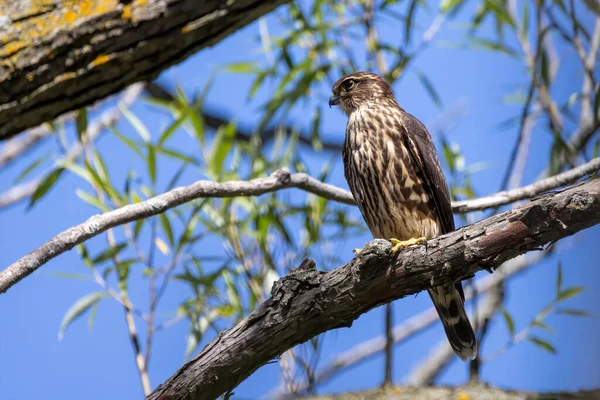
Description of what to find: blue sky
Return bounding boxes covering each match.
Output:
[1,2,599,399]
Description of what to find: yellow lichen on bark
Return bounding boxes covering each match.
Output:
[90,54,110,67]
[0,0,121,61]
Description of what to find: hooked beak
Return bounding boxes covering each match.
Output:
[328,94,340,108]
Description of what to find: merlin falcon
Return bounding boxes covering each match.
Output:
[329,71,477,361]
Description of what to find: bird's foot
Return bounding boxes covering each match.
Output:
[389,237,427,254]
[353,248,363,256]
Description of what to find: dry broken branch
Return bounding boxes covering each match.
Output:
[0,0,288,140]
[148,180,600,400]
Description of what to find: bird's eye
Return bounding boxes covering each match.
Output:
[343,79,356,91]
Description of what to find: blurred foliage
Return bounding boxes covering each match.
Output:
[2,0,598,397]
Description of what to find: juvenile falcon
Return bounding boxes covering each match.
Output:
[329,71,477,361]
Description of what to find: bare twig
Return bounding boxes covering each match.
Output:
[452,157,600,212]
[149,180,600,400]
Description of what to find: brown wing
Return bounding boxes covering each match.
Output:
[400,111,455,234]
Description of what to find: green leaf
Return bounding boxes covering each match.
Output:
[531,320,554,334]
[29,168,65,208]
[76,108,88,142]
[110,126,144,158]
[223,270,242,316]
[540,48,551,87]
[158,112,188,146]
[92,242,129,264]
[469,37,519,57]
[147,144,157,184]
[501,308,515,335]
[441,0,464,14]
[14,155,50,184]
[557,286,584,301]
[556,308,593,317]
[88,302,99,331]
[556,263,563,294]
[484,0,515,28]
[120,105,151,142]
[58,292,109,340]
[226,62,259,73]
[160,213,174,246]
[311,108,322,151]
[416,72,442,108]
[405,0,418,44]
[594,85,600,125]
[76,188,109,212]
[209,121,236,177]
[47,272,92,281]
[528,336,556,354]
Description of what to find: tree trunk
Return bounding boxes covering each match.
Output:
[0,0,288,140]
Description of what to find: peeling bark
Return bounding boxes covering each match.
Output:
[148,180,600,400]
[0,0,288,140]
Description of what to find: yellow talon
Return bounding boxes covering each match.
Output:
[390,237,427,254]
[353,248,363,256]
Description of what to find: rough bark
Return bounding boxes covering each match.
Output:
[0,0,288,140]
[148,179,600,400]
[298,384,600,400]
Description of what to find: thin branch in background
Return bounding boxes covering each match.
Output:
[0,127,52,169]
[405,287,504,385]
[452,156,600,212]
[0,83,146,209]
[81,134,151,396]
[383,302,393,387]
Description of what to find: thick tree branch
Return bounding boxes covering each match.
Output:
[148,180,600,400]
[2,159,599,293]
[0,0,288,140]
[278,252,544,396]
[298,384,600,400]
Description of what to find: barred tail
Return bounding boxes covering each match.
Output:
[428,284,477,361]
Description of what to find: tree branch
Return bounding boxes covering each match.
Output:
[298,384,600,400]
[0,0,288,140]
[2,158,599,294]
[148,180,600,400]
[277,252,545,396]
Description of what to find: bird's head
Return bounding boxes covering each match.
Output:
[329,72,395,115]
